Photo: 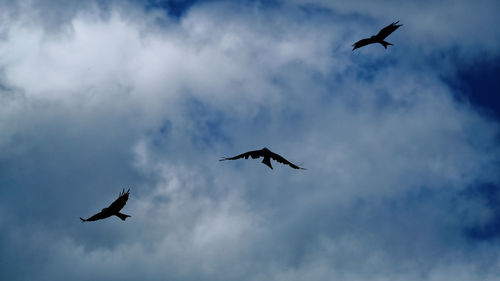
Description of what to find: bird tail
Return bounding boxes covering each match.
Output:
[381,41,393,49]
[80,217,87,223]
[262,157,273,170]
[116,213,131,221]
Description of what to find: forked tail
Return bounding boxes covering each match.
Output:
[116,213,131,221]
[80,217,87,223]
[381,41,393,49]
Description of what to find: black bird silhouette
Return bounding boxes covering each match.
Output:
[80,189,131,222]
[220,147,305,170]
[352,21,402,50]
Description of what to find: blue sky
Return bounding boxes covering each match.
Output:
[1,0,500,280]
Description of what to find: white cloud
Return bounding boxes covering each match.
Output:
[0,1,499,281]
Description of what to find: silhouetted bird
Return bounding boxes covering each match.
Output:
[352,21,402,50]
[80,189,131,222]
[220,147,306,170]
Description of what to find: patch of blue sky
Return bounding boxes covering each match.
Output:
[138,0,209,17]
[182,96,233,148]
[462,183,500,241]
[443,56,500,120]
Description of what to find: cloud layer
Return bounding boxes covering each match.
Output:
[1,1,499,280]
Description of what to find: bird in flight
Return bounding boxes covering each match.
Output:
[80,189,131,222]
[220,147,306,170]
[352,21,402,50]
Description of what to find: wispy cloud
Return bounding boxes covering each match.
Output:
[0,1,499,280]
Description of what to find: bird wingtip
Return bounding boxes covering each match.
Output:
[120,188,130,196]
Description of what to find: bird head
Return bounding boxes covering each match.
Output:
[262,147,270,151]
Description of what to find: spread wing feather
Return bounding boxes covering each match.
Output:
[376,21,402,39]
[81,211,110,222]
[108,188,130,212]
[269,151,306,170]
[219,150,262,161]
[352,38,376,50]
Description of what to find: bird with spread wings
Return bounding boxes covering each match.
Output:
[220,147,305,170]
[80,189,131,222]
[352,21,402,50]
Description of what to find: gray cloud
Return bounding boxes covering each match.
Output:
[293,0,500,56]
[0,1,499,280]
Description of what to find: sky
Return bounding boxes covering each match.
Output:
[0,0,500,280]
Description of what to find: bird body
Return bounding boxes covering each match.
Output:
[352,21,402,50]
[220,147,305,170]
[80,189,131,222]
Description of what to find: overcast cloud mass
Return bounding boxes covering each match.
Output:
[1,0,500,280]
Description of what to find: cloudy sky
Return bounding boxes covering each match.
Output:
[1,0,500,280]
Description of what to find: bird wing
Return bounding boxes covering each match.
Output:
[219,150,262,161]
[81,211,110,222]
[108,188,130,212]
[352,38,375,50]
[269,151,306,170]
[375,21,402,39]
